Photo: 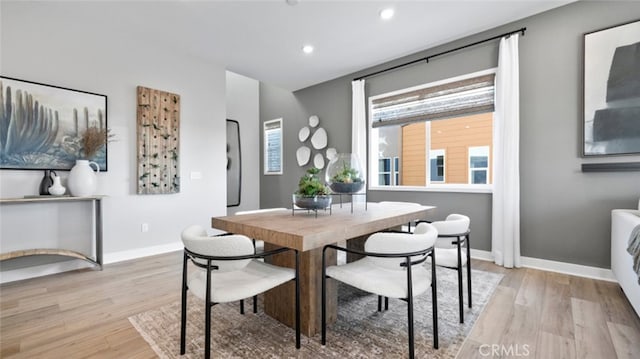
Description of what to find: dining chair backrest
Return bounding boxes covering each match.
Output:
[364,222,437,270]
[181,225,254,272]
[412,221,432,235]
[430,214,470,236]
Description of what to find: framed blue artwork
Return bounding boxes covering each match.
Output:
[0,76,108,170]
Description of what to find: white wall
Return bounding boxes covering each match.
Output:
[225,71,260,214]
[0,2,227,282]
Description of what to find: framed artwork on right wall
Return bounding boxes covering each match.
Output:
[583,19,640,156]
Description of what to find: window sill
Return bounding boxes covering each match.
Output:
[369,184,493,194]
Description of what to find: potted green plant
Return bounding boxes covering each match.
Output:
[293,167,332,210]
[326,154,365,194]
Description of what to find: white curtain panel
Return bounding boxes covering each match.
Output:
[492,34,521,268]
[352,79,367,198]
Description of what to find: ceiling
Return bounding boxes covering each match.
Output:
[9,1,575,91]
[181,0,576,90]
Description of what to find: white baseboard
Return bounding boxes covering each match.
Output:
[2,244,616,284]
[470,249,616,282]
[470,249,494,262]
[0,242,183,284]
[103,241,183,264]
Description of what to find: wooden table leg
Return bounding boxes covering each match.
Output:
[346,235,368,262]
[264,244,337,337]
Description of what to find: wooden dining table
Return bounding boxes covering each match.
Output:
[211,202,436,337]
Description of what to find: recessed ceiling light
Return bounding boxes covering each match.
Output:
[380,8,394,20]
[302,45,314,54]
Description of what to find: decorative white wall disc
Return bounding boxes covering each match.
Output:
[296,146,311,166]
[311,127,328,149]
[314,153,325,169]
[309,115,319,128]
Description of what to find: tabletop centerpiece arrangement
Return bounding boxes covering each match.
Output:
[326,153,365,194]
[293,167,332,213]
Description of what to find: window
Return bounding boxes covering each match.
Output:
[469,146,489,184]
[430,149,445,183]
[369,69,495,191]
[378,158,392,185]
[378,157,400,186]
[263,118,283,175]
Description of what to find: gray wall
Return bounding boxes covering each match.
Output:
[260,1,640,269]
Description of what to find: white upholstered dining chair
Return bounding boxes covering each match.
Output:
[235,208,288,313]
[321,222,439,358]
[429,214,471,323]
[180,225,300,359]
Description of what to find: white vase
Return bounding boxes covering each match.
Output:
[68,160,100,197]
[48,174,66,196]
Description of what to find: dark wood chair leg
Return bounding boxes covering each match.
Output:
[432,252,439,349]
[406,256,415,359]
[205,261,212,359]
[457,238,464,323]
[467,234,472,308]
[321,249,328,346]
[180,252,188,355]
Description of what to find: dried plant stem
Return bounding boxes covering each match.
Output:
[81,127,112,159]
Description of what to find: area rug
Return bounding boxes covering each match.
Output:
[129,267,502,358]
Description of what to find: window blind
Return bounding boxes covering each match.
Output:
[371,74,495,128]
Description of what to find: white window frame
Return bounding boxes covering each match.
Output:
[368,68,495,193]
[263,118,283,175]
[468,146,490,185]
[393,156,400,186]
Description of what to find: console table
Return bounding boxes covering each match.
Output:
[0,195,104,270]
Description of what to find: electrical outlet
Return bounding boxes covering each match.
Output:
[141,223,149,232]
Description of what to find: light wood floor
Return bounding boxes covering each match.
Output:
[1,252,640,358]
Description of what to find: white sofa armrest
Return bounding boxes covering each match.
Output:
[612,209,640,317]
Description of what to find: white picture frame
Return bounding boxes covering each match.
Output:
[264,118,283,175]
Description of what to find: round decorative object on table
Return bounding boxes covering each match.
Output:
[329,181,364,194]
[39,170,55,195]
[68,160,100,197]
[48,174,66,196]
[293,194,332,210]
[326,153,365,193]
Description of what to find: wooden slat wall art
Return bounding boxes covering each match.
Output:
[136,86,180,194]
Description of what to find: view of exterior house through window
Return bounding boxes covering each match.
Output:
[374,113,493,186]
[369,69,495,188]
